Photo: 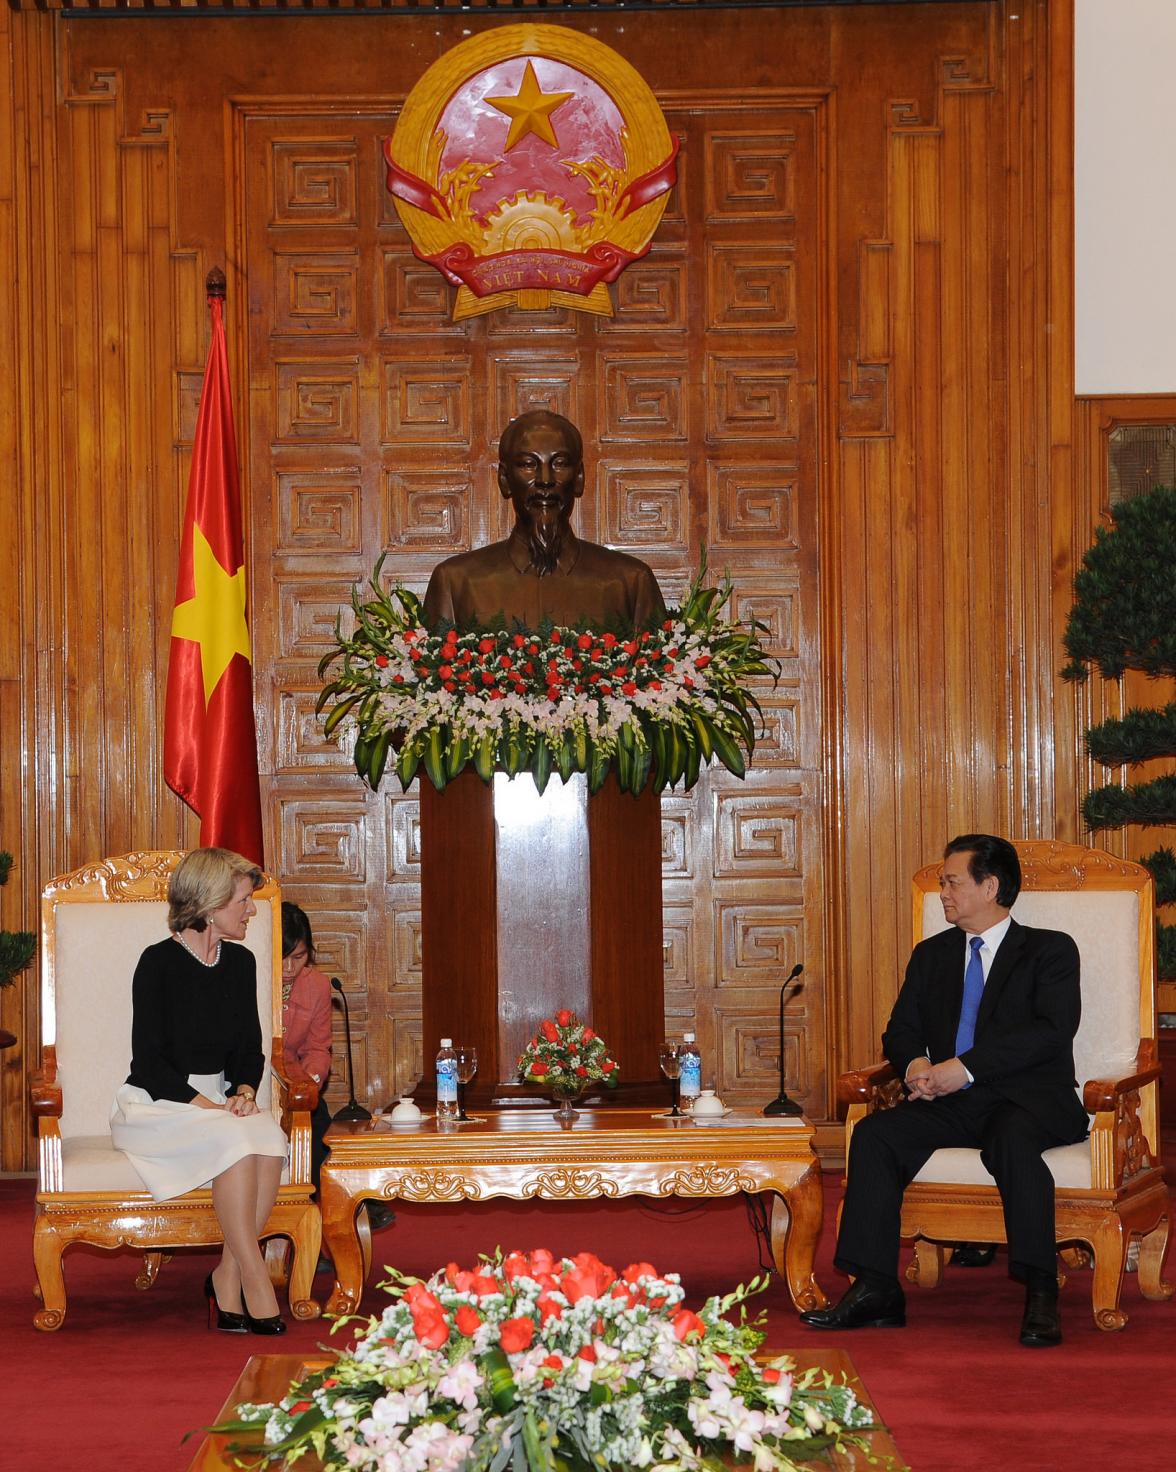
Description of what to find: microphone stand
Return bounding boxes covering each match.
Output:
[330,976,371,1122]
[763,964,805,1116]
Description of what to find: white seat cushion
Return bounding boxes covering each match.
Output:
[60,1132,295,1194]
[911,1141,1093,1190]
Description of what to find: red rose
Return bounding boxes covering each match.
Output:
[582,1028,596,1042]
[650,681,663,691]
[392,675,404,685]
[602,1059,617,1073]
[602,633,618,648]
[438,663,453,679]
[375,654,389,668]
[513,634,526,648]
[500,1316,535,1354]
[577,633,593,650]
[663,620,674,631]
[542,1354,564,1371]
[621,682,637,697]
[556,1009,574,1027]
[404,630,418,643]
[672,1308,704,1342]
[499,654,513,668]
[600,684,613,695]
[530,1059,551,1076]
[482,672,496,686]
[537,1293,563,1324]
[560,1252,616,1304]
[524,661,535,675]
[623,640,639,655]
[578,1344,597,1362]
[641,632,652,642]
[694,655,711,669]
[478,637,495,654]
[455,1304,482,1336]
[541,1019,559,1042]
[622,1261,658,1285]
[575,1065,588,1077]
[550,631,561,643]
[763,1367,782,1384]
[444,681,457,693]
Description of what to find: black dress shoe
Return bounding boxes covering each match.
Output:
[244,1307,288,1336]
[204,1272,247,1334]
[1020,1284,1061,1347]
[799,1278,906,1330]
[950,1243,997,1267]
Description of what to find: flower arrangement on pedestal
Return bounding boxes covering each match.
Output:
[316,554,777,796]
[211,1249,876,1471]
[517,1009,619,1104]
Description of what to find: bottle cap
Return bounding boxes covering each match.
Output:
[440,1038,453,1048]
[683,1032,696,1043]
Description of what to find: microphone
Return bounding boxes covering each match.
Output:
[763,963,805,1116]
[330,976,372,1122]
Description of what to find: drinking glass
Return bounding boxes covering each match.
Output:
[658,1042,683,1117]
[455,1044,478,1122]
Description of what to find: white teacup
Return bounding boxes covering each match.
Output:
[389,1096,423,1124]
[691,1089,725,1117]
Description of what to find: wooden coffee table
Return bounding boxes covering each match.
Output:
[187,1349,906,1471]
[320,1107,826,1317]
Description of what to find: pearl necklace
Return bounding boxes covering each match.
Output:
[174,931,222,968]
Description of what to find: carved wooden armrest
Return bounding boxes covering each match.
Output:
[1082,1040,1160,1112]
[29,1046,63,1119]
[271,1040,319,1110]
[838,1060,897,1108]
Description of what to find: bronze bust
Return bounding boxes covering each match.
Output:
[422,411,666,631]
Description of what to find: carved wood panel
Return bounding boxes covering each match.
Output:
[243,98,827,1113]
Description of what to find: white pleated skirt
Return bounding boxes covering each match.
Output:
[110,1073,288,1203]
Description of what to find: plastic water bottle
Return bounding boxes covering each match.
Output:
[436,1038,459,1120]
[679,1033,702,1103]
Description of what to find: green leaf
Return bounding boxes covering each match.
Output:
[709,722,747,779]
[368,728,393,790]
[446,735,469,781]
[321,693,362,738]
[587,743,611,794]
[422,728,448,791]
[396,741,422,790]
[534,740,553,795]
[474,731,497,783]
[691,711,715,760]
[480,1347,517,1412]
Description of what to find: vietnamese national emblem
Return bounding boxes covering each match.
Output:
[385,25,678,320]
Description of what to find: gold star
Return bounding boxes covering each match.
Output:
[487,61,574,153]
[171,524,252,704]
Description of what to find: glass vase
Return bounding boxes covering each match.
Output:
[550,1081,586,1124]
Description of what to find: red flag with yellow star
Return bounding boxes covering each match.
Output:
[164,291,264,865]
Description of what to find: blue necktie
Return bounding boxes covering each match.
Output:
[954,936,985,1056]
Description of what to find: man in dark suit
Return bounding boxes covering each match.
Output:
[422,410,665,632]
[801,833,1088,1346]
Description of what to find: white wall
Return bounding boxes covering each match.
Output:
[1075,0,1176,395]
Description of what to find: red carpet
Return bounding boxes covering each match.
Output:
[1,1172,1172,1470]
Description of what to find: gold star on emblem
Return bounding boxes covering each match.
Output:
[487,60,574,153]
[171,524,252,704]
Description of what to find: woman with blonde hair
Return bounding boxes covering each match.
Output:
[110,847,289,1334]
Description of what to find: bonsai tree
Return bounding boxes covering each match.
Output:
[0,849,36,1049]
[1062,484,1176,980]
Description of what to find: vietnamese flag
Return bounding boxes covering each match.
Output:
[164,289,264,866]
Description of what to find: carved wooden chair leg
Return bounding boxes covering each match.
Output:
[32,1220,69,1331]
[358,1202,374,1284]
[1136,1214,1174,1302]
[287,1208,323,1321]
[265,1236,292,1289]
[135,1250,167,1290]
[1087,1218,1129,1331]
[1058,1244,1089,1270]
[905,1239,946,1288]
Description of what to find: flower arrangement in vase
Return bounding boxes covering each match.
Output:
[517,1010,618,1120]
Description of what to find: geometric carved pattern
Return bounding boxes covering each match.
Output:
[599,462,690,553]
[275,468,362,554]
[380,247,456,334]
[277,686,355,773]
[749,688,801,768]
[487,303,577,337]
[275,360,359,443]
[492,356,580,432]
[277,580,358,660]
[385,468,472,553]
[707,356,796,439]
[388,899,424,986]
[599,357,688,441]
[707,244,796,331]
[715,901,804,983]
[659,801,693,878]
[601,252,687,332]
[277,801,367,883]
[714,1004,809,1097]
[386,796,422,879]
[713,789,803,878]
[705,132,796,221]
[272,142,358,225]
[706,464,799,549]
[381,358,471,445]
[662,903,695,991]
[272,254,358,335]
[732,586,798,660]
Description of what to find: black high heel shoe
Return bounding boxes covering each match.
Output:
[242,1287,287,1336]
[204,1272,247,1334]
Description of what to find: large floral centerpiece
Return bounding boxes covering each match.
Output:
[517,1010,618,1116]
[212,1249,877,1471]
[316,554,775,796]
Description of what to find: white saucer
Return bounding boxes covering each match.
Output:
[690,1107,734,1121]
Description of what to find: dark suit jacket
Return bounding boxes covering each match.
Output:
[882,919,1088,1142]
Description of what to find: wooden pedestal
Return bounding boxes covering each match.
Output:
[419,770,664,1099]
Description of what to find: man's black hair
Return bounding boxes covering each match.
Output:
[943,833,1021,908]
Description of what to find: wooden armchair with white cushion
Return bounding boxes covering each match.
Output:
[29,850,322,1330]
[840,840,1172,1331]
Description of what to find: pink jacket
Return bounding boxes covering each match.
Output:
[282,965,333,1085]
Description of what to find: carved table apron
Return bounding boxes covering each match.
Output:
[321,1108,826,1317]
